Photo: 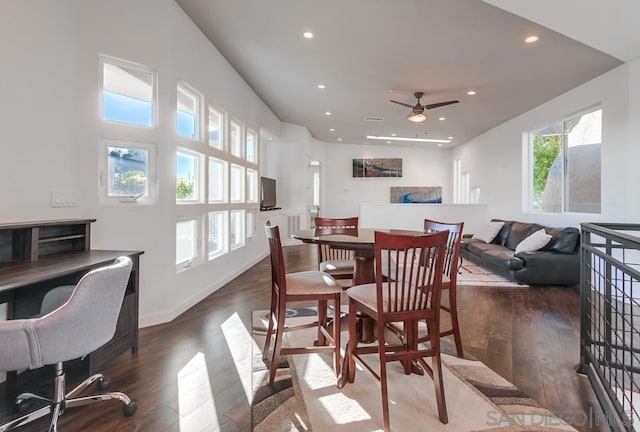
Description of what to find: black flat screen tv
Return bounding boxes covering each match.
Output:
[260,177,277,210]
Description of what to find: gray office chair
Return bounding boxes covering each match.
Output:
[0,256,137,432]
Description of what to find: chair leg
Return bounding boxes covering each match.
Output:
[377,317,391,432]
[332,293,341,377]
[347,300,358,384]
[262,292,277,361]
[448,285,464,357]
[430,332,449,424]
[268,300,286,385]
[317,299,327,346]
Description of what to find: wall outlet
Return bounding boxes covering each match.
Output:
[51,191,77,208]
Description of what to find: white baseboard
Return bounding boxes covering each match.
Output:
[139,251,268,328]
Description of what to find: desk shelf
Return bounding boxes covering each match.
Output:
[0,219,93,263]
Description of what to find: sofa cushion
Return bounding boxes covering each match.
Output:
[505,222,540,250]
[515,228,552,254]
[481,249,524,271]
[472,221,504,243]
[467,242,509,257]
[490,219,514,246]
[542,227,580,254]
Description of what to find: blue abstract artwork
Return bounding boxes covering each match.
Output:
[390,187,442,203]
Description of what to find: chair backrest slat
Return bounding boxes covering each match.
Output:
[374,230,448,315]
[424,219,464,280]
[314,217,359,265]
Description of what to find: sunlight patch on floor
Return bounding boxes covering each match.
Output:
[222,311,261,403]
[177,352,219,431]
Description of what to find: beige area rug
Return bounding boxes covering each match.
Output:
[457,259,527,288]
[251,307,575,432]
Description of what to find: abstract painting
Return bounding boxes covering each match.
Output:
[352,158,402,177]
[390,186,442,203]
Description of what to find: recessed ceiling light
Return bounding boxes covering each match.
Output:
[389,89,395,92]
[337,138,342,141]
[317,84,326,89]
[448,136,453,140]
[467,90,477,96]
[303,31,314,39]
[439,117,446,121]
[386,141,392,144]
[367,135,450,143]
[324,112,331,116]
[525,35,539,44]
[391,133,397,136]
[329,128,335,132]
[268,137,273,141]
[437,143,443,147]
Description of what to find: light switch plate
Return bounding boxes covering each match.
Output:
[51,191,77,208]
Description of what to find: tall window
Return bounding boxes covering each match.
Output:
[246,169,258,203]
[208,211,227,259]
[529,108,601,213]
[230,210,245,249]
[101,56,155,128]
[246,129,257,163]
[177,84,199,139]
[208,157,227,203]
[176,217,200,267]
[176,149,202,202]
[208,106,224,150]
[230,164,245,203]
[230,120,242,157]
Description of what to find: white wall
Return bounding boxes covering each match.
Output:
[452,62,638,228]
[323,143,452,218]
[0,0,281,327]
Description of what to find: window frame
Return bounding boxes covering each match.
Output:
[246,128,258,164]
[99,139,157,205]
[527,106,602,215]
[176,82,202,141]
[208,105,225,151]
[176,148,204,204]
[100,55,157,129]
[176,215,202,271]
[208,210,228,260]
[229,119,244,158]
[229,209,246,250]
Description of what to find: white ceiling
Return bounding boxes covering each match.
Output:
[174,0,623,148]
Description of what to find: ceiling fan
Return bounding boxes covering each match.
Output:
[390,91,459,123]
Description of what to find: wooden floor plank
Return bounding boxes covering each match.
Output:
[1,245,610,431]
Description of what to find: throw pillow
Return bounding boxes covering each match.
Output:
[472,221,505,243]
[515,228,552,254]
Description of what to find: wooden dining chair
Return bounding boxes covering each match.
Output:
[423,219,465,357]
[314,217,359,285]
[263,222,343,385]
[344,230,449,432]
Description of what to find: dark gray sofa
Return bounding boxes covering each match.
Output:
[460,219,580,286]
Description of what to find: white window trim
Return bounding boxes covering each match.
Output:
[176,215,203,271]
[229,119,244,158]
[230,163,246,203]
[208,210,229,260]
[99,139,157,205]
[208,105,226,151]
[177,82,202,141]
[99,54,157,129]
[208,156,229,204]
[246,128,258,164]
[525,105,602,215]
[176,148,204,204]
[230,209,246,250]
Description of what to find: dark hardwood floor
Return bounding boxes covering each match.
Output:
[1,245,610,431]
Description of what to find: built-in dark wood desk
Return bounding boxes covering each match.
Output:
[0,220,143,401]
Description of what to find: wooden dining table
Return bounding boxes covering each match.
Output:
[292,227,423,286]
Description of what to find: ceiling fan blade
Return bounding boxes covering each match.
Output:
[390,99,414,109]
[424,100,459,110]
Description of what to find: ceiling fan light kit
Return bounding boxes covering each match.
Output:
[407,112,427,122]
[391,91,459,123]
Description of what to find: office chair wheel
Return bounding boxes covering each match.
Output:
[97,378,110,391]
[123,401,137,417]
[15,398,32,414]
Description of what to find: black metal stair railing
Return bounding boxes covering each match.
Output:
[579,223,640,432]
